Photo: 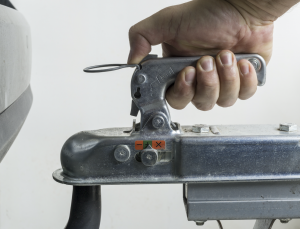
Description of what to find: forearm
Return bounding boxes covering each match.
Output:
[227,0,300,23]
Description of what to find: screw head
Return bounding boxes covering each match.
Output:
[195,221,206,226]
[141,148,158,166]
[280,219,291,224]
[248,58,261,71]
[152,115,165,129]
[192,124,209,133]
[114,145,131,162]
[279,123,297,132]
[137,74,146,84]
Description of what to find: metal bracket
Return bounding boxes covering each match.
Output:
[253,219,276,229]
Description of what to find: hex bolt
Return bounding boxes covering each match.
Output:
[137,74,146,84]
[248,58,261,71]
[152,115,165,129]
[280,219,291,224]
[141,147,159,166]
[114,145,131,162]
[279,123,297,132]
[195,221,206,226]
[192,124,209,133]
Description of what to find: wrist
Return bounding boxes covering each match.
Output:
[226,0,299,25]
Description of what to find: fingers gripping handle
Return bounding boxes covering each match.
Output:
[130,54,266,130]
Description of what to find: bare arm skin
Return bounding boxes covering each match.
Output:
[128,0,299,110]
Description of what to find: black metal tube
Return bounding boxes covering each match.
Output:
[65,186,101,229]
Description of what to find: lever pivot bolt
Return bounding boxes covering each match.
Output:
[248,58,261,71]
[152,115,165,129]
[192,124,209,133]
[137,74,146,84]
[279,123,297,132]
[114,145,131,162]
[141,147,159,166]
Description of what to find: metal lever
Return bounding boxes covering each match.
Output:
[130,54,266,132]
[83,54,266,134]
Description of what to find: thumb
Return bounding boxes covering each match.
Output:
[127,6,179,64]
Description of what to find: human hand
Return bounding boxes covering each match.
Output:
[128,0,277,110]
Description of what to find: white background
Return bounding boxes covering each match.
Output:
[0,0,300,228]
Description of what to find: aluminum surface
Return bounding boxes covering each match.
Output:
[209,126,220,135]
[53,53,300,227]
[253,219,276,229]
[192,124,209,133]
[0,5,32,113]
[184,181,300,220]
[280,123,297,132]
[248,58,261,71]
[53,124,300,185]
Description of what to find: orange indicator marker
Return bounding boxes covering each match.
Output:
[135,140,144,150]
[152,140,165,149]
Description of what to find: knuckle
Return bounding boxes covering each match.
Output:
[170,104,185,110]
[178,88,193,98]
[219,71,238,82]
[239,96,249,101]
[129,25,137,36]
[199,76,218,88]
[239,92,254,100]
[217,100,235,108]
[161,6,173,14]
[239,86,257,100]
[129,24,144,40]
[173,84,193,98]
[167,98,186,110]
[192,101,214,111]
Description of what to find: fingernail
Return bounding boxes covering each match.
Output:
[200,57,213,72]
[220,52,233,66]
[185,68,196,85]
[239,62,249,75]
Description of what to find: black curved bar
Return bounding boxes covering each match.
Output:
[65,186,101,229]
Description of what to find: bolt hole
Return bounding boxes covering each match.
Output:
[134,87,141,99]
[135,152,142,162]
